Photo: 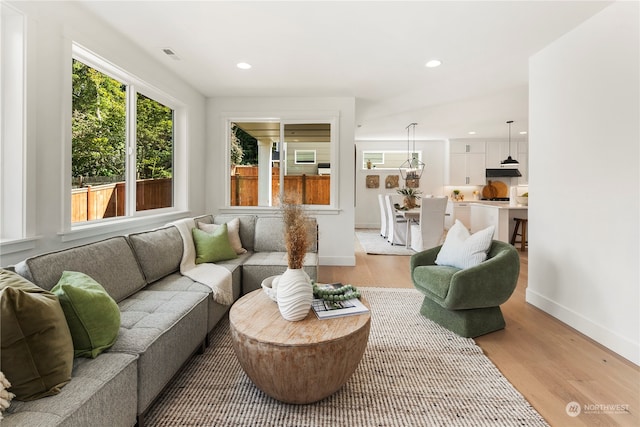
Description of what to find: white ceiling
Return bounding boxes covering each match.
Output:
[76,0,611,141]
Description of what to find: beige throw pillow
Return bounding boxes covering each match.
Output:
[198,218,247,255]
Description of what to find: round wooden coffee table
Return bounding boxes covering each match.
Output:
[229,289,370,404]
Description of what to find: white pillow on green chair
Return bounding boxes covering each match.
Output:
[435,220,495,269]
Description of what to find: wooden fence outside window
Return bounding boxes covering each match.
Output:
[71,178,172,223]
[230,166,330,206]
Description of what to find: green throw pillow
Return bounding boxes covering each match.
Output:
[52,271,121,358]
[0,269,74,401]
[192,223,238,264]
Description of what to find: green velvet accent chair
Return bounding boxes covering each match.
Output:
[410,240,520,338]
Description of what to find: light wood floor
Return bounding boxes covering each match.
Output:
[318,236,640,427]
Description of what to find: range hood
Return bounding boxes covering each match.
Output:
[486,168,522,178]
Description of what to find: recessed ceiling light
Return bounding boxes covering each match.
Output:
[425,59,442,68]
[468,131,476,135]
[237,62,252,70]
[519,131,527,135]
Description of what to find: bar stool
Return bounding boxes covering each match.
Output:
[510,218,528,251]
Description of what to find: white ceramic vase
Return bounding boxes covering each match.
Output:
[276,268,313,321]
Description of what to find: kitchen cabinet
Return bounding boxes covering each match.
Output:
[451,202,471,230]
[447,141,485,185]
[485,141,510,168]
[445,200,454,229]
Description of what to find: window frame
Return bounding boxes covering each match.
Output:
[65,43,186,236]
[0,3,30,249]
[363,152,385,167]
[224,114,339,210]
[294,149,317,165]
[362,149,422,170]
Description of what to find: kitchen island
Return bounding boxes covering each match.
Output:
[470,202,528,244]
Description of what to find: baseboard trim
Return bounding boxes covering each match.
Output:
[318,255,356,266]
[526,288,639,365]
[355,223,379,229]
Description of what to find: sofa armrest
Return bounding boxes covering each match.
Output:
[445,241,520,310]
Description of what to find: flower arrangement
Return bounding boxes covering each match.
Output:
[280,198,309,270]
[396,187,422,198]
[397,186,422,209]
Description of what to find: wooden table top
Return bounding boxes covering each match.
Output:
[229,289,371,347]
[397,208,420,220]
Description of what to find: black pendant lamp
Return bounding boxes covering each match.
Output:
[399,122,425,181]
[501,120,519,165]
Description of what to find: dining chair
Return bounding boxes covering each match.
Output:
[385,194,407,246]
[378,194,388,238]
[410,196,448,252]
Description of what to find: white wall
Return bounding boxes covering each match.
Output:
[207,96,356,266]
[354,140,446,228]
[0,1,207,266]
[528,1,639,364]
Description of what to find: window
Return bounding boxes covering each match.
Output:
[294,150,316,164]
[71,45,175,224]
[364,152,384,166]
[229,120,333,207]
[1,4,25,241]
[362,150,421,170]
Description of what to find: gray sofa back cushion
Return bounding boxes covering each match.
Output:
[213,215,257,252]
[253,216,318,253]
[127,225,183,284]
[24,236,146,302]
[194,214,213,225]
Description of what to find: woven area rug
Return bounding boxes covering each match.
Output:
[145,288,548,427]
[356,229,416,255]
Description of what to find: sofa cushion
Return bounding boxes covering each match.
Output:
[127,225,182,283]
[435,220,495,269]
[412,265,460,300]
[241,252,318,293]
[253,217,287,252]
[194,214,213,225]
[2,353,138,427]
[24,236,146,302]
[192,225,238,264]
[198,218,247,254]
[146,270,243,331]
[213,214,257,251]
[253,216,318,253]
[0,269,74,401]
[112,290,208,413]
[51,271,120,358]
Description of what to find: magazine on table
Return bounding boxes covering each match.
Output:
[311,283,369,319]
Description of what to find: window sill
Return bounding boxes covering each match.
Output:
[219,207,341,216]
[0,236,39,256]
[61,210,191,243]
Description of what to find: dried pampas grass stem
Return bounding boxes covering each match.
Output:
[281,199,309,270]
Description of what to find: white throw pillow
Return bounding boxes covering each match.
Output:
[198,218,247,255]
[435,220,495,269]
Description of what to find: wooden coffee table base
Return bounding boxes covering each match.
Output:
[229,290,371,404]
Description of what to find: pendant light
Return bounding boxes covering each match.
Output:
[399,122,425,183]
[501,120,519,165]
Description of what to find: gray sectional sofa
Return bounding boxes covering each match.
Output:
[2,214,318,426]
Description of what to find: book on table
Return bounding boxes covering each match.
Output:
[311,283,369,319]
